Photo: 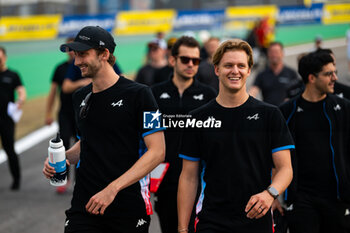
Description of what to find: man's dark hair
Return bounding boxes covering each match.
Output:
[171,36,200,57]
[0,46,6,56]
[315,48,333,55]
[298,52,334,84]
[269,41,284,50]
[95,48,116,66]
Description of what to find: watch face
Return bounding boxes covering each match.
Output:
[268,186,279,199]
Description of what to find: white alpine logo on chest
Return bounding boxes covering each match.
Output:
[193,94,204,100]
[80,99,86,107]
[160,92,170,99]
[334,104,341,111]
[297,106,304,112]
[336,93,344,98]
[247,113,260,120]
[111,99,123,107]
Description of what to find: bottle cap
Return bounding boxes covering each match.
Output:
[50,132,63,148]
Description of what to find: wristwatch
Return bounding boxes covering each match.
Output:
[267,186,279,199]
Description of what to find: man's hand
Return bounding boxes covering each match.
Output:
[245,190,274,219]
[272,199,284,216]
[42,157,55,179]
[45,114,54,125]
[85,185,117,215]
[42,157,70,179]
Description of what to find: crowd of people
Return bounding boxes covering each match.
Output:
[0,24,349,233]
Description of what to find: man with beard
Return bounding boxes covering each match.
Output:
[43,26,165,233]
[280,51,350,233]
[151,36,216,233]
[249,42,299,106]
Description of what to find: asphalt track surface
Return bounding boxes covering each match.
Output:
[0,39,349,233]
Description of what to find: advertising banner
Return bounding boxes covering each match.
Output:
[278,3,323,25]
[59,14,116,37]
[225,5,278,30]
[115,9,176,35]
[173,9,225,31]
[323,3,350,24]
[0,15,61,41]
[225,5,277,37]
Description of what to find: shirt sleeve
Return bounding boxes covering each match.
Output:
[13,72,22,88]
[51,64,63,84]
[270,107,295,153]
[178,120,201,162]
[253,73,262,88]
[138,86,165,138]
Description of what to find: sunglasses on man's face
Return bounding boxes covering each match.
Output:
[177,56,201,66]
[79,92,92,120]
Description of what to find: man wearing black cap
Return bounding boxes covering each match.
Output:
[43,26,165,233]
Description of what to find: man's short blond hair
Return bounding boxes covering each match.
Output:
[212,39,253,68]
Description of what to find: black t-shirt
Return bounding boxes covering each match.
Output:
[135,64,164,86]
[151,79,217,193]
[179,97,294,230]
[294,97,337,198]
[334,82,350,100]
[69,76,163,217]
[0,69,22,116]
[254,66,299,106]
[51,61,74,115]
[153,65,173,84]
[197,60,219,91]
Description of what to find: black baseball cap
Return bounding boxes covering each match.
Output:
[60,26,116,53]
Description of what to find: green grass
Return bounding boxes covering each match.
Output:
[3,23,349,100]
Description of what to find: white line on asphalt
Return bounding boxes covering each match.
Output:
[0,122,58,164]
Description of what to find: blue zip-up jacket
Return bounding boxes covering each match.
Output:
[280,94,350,204]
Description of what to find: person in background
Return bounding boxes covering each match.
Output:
[154,31,167,52]
[43,26,165,233]
[0,46,26,191]
[135,40,167,86]
[152,36,217,233]
[279,51,350,233]
[287,49,350,100]
[45,37,77,194]
[177,39,293,233]
[153,37,177,84]
[314,35,323,52]
[249,41,299,106]
[197,37,220,91]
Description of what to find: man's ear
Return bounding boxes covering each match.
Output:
[169,56,176,67]
[99,48,109,60]
[214,65,219,76]
[308,73,316,83]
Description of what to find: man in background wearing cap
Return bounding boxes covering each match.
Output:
[43,26,165,233]
[135,40,167,86]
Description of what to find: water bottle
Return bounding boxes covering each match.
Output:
[48,132,67,186]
